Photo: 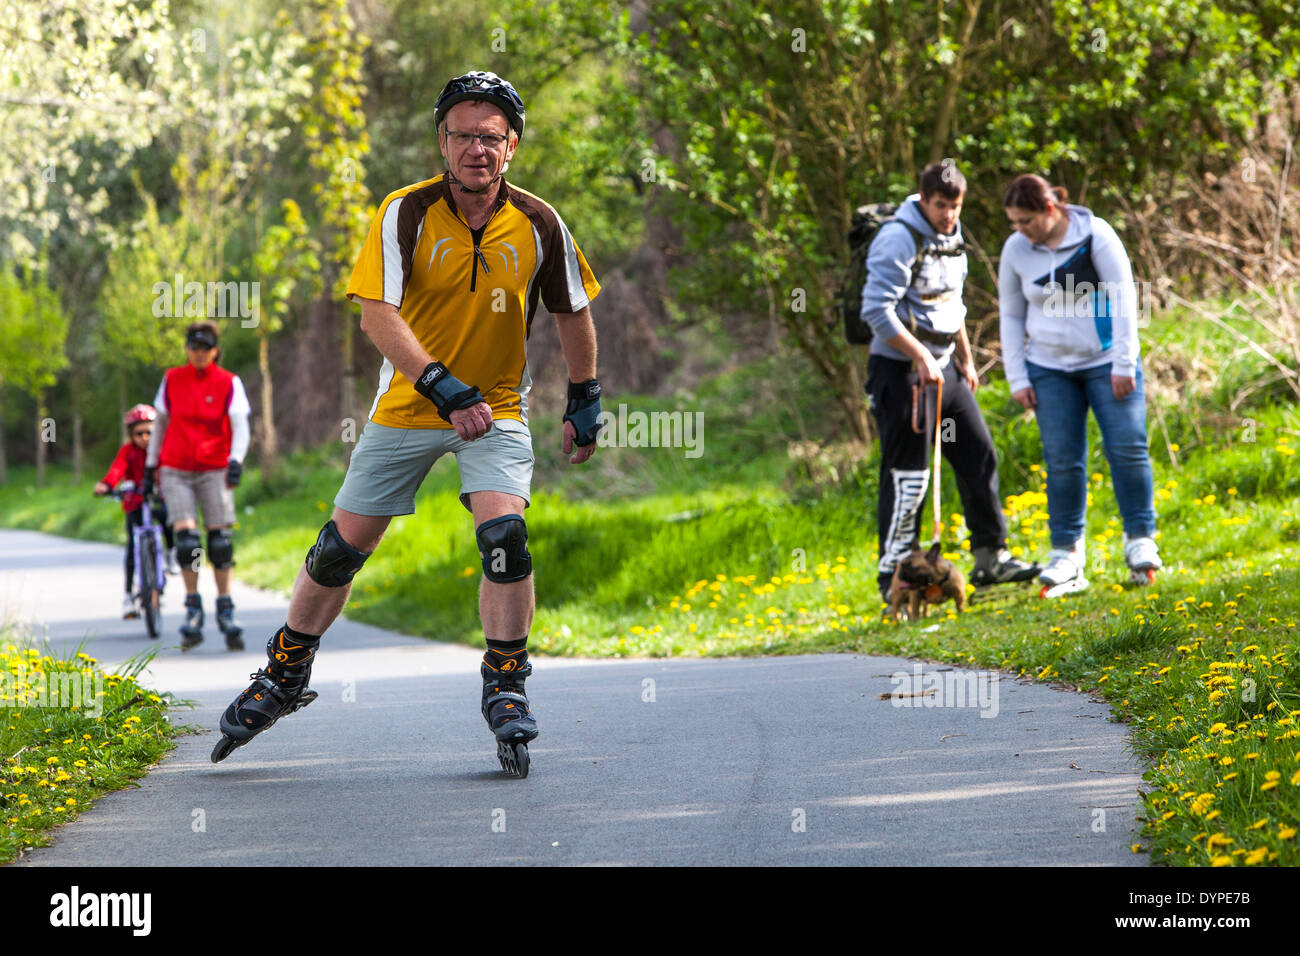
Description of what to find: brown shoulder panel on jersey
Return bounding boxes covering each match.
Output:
[395,179,451,307]
[504,187,580,336]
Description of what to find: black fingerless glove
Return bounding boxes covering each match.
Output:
[226,459,242,487]
[141,466,157,499]
[563,379,603,447]
[413,362,484,422]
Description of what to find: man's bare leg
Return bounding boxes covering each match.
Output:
[469,491,536,776]
[469,491,533,641]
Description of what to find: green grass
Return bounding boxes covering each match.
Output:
[2,304,1298,864]
[0,636,186,864]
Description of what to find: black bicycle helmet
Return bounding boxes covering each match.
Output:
[434,71,526,138]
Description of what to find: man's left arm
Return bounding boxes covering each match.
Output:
[554,306,600,464]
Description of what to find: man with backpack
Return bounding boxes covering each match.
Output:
[857,161,1038,605]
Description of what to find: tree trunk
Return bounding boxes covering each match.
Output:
[838,362,872,443]
[929,0,983,164]
[258,332,278,478]
[337,296,357,466]
[72,403,84,484]
[0,399,7,484]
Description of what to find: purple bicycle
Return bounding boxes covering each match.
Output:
[107,481,168,639]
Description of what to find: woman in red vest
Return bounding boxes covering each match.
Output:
[145,321,251,650]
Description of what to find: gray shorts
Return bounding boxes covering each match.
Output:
[334,419,534,516]
[160,467,235,526]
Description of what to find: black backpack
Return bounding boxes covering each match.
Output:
[839,202,923,345]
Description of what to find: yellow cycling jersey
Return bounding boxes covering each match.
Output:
[346,174,601,428]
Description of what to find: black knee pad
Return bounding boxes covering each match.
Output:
[176,529,203,572]
[305,520,371,587]
[207,528,234,569]
[476,514,532,583]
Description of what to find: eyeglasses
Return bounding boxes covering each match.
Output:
[444,129,509,150]
[186,341,217,351]
[132,429,153,437]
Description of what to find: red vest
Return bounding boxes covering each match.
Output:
[159,364,236,471]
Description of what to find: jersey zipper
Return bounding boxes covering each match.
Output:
[469,223,490,292]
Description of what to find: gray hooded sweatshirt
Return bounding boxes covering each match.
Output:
[860,193,968,365]
[997,204,1139,393]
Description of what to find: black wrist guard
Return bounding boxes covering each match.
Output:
[563,379,603,447]
[413,362,484,422]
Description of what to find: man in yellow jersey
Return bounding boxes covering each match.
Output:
[214,71,603,777]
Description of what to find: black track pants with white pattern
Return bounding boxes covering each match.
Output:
[865,355,1007,577]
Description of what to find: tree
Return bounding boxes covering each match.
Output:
[0,0,178,262]
[250,198,321,477]
[508,0,1298,439]
[290,0,372,458]
[0,261,70,484]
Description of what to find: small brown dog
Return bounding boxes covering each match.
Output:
[885,542,967,622]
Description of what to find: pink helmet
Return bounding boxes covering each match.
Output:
[124,404,157,428]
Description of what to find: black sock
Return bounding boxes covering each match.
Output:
[283,623,321,646]
[484,638,528,669]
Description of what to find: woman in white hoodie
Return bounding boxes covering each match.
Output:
[998,174,1161,594]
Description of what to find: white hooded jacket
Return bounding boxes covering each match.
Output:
[997,204,1139,392]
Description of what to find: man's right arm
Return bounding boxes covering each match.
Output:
[357,298,492,440]
[862,224,942,384]
[358,298,441,383]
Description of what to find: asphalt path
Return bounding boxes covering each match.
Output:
[1,528,1145,866]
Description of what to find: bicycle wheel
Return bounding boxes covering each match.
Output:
[139,537,161,639]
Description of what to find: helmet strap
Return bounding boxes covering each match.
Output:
[447,169,504,194]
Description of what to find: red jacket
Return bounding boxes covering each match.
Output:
[102,442,146,514]
[159,364,237,471]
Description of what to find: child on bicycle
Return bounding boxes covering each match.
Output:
[94,404,178,617]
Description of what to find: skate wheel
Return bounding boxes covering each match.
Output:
[211,735,240,763]
[1039,585,1050,599]
[497,741,530,778]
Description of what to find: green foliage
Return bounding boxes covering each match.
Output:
[505,0,1297,433]
[360,0,644,269]
[0,0,178,262]
[0,261,70,398]
[287,0,372,297]
[252,199,322,336]
[0,638,182,864]
[95,190,191,376]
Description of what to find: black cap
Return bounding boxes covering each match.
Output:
[186,328,219,349]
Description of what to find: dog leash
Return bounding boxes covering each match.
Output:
[909,373,945,546]
[930,377,943,547]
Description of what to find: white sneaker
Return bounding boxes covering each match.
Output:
[122,594,140,619]
[1038,542,1085,587]
[166,551,181,575]
[1123,534,1162,571]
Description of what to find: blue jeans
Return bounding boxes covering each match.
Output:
[1027,360,1157,548]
